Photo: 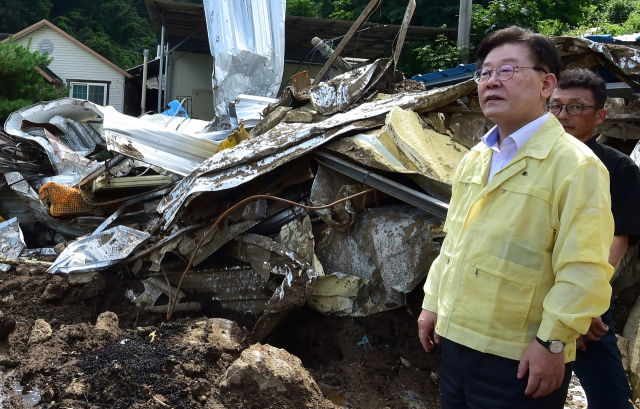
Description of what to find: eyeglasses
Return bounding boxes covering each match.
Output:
[548,102,598,116]
[473,64,547,84]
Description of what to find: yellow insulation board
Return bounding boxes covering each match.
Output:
[383,106,469,182]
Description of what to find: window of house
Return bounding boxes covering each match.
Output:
[70,82,107,106]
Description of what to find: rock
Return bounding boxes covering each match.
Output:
[623,295,640,401]
[184,318,248,353]
[41,385,54,403]
[182,360,207,377]
[28,319,52,345]
[67,272,101,286]
[0,317,16,340]
[63,380,87,398]
[611,243,640,294]
[53,243,66,255]
[95,312,119,334]
[617,335,630,372]
[222,343,328,406]
[42,276,69,301]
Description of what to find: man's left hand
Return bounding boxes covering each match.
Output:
[517,340,565,398]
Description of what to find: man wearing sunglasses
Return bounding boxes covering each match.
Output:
[550,68,640,409]
[418,27,614,408]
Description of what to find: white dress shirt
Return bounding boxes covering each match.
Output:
[482,113,550,183]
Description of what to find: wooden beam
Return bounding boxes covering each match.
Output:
[312,0,381,85]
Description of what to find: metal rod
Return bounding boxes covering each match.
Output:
[314,150,449,219]
[157,24,165,112]
[164,42,170,109]
[141,49,149,115]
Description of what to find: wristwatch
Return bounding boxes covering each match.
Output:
[536,337,565,354]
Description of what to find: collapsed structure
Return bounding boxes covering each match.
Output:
[3,21,640,405]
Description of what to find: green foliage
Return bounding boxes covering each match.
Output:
[287,0,319,17]
[409,35,463,74]
[0,0,157,70]
[0,0,52,34]
[537,19,570,37]
[606,0,636,25]
[0,39,67,119]
[472,0,541,40]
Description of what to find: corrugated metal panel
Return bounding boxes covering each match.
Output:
[412,63,476,88]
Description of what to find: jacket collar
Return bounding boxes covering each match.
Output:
[472,114,565,161]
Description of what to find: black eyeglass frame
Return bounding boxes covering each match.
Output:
[548,102,600,116]
[473,64,548,84]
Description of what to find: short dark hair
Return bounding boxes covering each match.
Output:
[556,68,607,109]
[476,26,563,79]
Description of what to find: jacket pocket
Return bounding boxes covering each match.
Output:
[453,253,538,342]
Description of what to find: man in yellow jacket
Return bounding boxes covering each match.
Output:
[418,27,614,408]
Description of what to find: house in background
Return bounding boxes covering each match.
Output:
[124,0,455,119]
[3,20,131,113]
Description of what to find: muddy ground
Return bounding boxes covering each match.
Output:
[0,262,442,408]
[0,261,635,408]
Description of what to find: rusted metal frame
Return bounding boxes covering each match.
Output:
[312,0,381,85]
[315,150,449,219]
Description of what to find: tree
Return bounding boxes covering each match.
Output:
[288,0,319,17]
[0,0,52,34]
[0,39,67,119]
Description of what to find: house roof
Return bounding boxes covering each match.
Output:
[35,65,62,83]
[144,0,456,62]
[3,19,132,78]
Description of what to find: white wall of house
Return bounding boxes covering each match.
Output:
[14,26,126,113]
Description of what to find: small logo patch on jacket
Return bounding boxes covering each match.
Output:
[522,171,528,176]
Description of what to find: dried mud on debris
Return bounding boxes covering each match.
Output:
[0,262,443,408]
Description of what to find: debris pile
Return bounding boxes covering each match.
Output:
[1,34,640,407]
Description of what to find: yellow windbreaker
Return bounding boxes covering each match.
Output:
[423,115,614,362]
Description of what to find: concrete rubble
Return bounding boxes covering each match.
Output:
[1,35,640,407]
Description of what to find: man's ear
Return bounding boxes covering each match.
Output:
[596,108,607,125]
[541,73,557,99]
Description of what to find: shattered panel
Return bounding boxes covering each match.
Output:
[167,266,275,315]
[384,106,468,183]
[310,59,389,115]
[204,0,286,119]
[4,98,103,174]
[47,226,150,274]
[0,218,26,272]
[315,205,443,315]
[4,172,86,238]
[101,106,219,176]
[233,234,319,341]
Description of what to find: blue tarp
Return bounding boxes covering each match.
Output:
[584,34,614,43]
[412,63,476,88]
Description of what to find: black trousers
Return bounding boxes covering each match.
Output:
[573,307,633,409]
[440,338,572,409]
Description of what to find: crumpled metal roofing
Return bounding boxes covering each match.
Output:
[204,0,285,119]
[47,226,150,274]
[157,80,476,230]
[4,98,104,175]
[101,106,220,176]
[555,36,640,88]
[0,218,26,272]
